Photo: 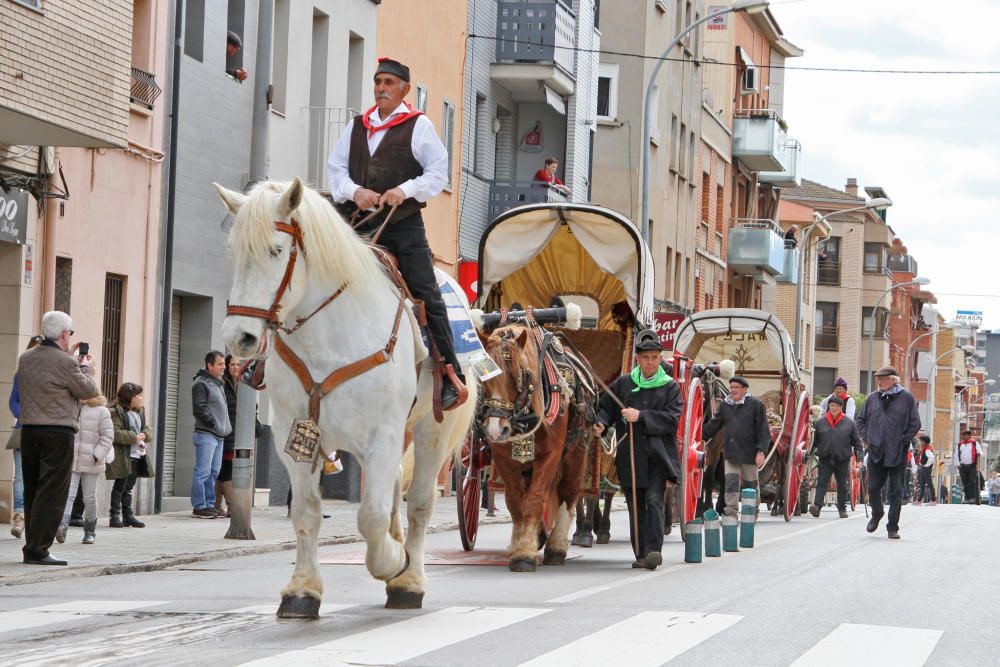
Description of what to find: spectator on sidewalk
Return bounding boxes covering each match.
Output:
[914,435,937,505]
[191,351,232,519]
[819,377,856,419]
[107,382,155,528]
[218,355,261,517]
[57,393,113,545]
[987,472,1000,506]
[17,311,99,566]
[808,394,862,519]
[7,335,43,539]
[855,366,921,540]
[953,429,983,504]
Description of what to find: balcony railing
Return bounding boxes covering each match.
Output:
[759,139,800,186]
[489,180,569,220]
[728,218,784,277]
[816,326,839,351]
[733,109,787,172]
[817,259,841,286]
[496,0,576,76]
[305,106,358,189]
[129,66,162,109]
[777,246,799,284]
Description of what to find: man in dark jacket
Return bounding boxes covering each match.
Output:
[595,329,683,570]
[191,351,232,518]
[808,395,862,519]
[855,366,921,539]
[702,376,771,519]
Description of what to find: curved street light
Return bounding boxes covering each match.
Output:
[902,321,961,389]
[864,276,930,392]
[640,0,770,241]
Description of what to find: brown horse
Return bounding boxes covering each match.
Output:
[480,324,596,572]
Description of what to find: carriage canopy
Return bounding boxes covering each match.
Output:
[673,308,799,384]
[476,203,655,329]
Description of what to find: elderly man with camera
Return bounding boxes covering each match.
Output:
[17,311,99,565]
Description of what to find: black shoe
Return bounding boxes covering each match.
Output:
[808,504,821,518]
[639,552,662,570]
[838,509,849,519]
[866,513,883,533]
[23,554,68,566]
[124,515,145,528]
[109,515,124,528]
[888,530,900,539]
[440,382,460,411]
[68,517,84,528]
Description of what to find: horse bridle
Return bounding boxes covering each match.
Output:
[480,330,539,441]
[225,217,347,335]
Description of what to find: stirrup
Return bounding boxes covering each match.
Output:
[442,363,468,411]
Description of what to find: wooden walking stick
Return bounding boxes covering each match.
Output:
[627,420,640,560]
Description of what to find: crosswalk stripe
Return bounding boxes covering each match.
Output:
[239,606,551,666]
[790,623,943,666]
[0,600,167,633]
[226,604,355,615]
[520,611,743,667]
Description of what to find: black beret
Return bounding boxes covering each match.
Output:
[828,394,845,407]
[729,376,749,388]
[375,57,410,82]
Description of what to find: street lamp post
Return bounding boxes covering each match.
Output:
[864,276,930,393]
[902,321,960,390]
[793,199,892,362]
[640,0,770,241]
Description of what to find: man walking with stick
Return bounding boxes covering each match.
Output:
[594,330,683,570]
[855,367,921,539]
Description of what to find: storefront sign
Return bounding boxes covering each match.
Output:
[0,187,29,245]
[23,242,33,287]
[956,310,983,327]
[707,6,729,30]
[652,312,686,351]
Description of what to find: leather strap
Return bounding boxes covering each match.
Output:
[226,218,305,328]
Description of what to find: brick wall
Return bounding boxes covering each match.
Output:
[1,0,132,147]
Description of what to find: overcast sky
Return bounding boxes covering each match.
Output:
[769,0,1000,330]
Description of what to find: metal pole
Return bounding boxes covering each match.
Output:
[793,224,814,361]
[227,0,273,540]
[153,0,185,513]
[641,6,734,242]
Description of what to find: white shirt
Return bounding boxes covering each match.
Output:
[955,440,983,466]
[326,103,448,207]
[919,449,935,467]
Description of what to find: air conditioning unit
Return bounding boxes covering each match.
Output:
[741,65,758,94]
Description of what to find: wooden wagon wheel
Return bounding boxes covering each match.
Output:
[783,392,811,522]
[679,377,704,542]
[850,453,859,511]
[456,430,485,551]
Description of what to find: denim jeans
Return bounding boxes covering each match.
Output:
[13,447,24,512]
[191,431,223,510]
[61,472,99,523]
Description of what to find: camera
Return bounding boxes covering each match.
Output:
[79,342,90,356]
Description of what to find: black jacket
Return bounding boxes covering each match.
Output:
[855,386,921,467]
[596,365,683,489]
[812,414,862,462]
[702,394,771,465]
[192,370,232,439]
[223,375,262,451]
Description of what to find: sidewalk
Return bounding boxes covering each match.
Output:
[0,496,515,587]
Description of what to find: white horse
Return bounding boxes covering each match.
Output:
[215,178,476,617]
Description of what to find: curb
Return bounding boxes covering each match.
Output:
[1,514,515,588]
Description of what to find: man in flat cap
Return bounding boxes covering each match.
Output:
[808,394,862,519]
[327,57,465,409]
[703,374,771,519]
[594,329,683,570]
[855,366,921,539]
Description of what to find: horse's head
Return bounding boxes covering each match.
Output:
[480,325,543,443]
[215,178,313,359]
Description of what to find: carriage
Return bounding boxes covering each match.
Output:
[455,202,654,550]
[671,309,814,524]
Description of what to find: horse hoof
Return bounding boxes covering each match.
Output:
[509,557,537,573]
[385,589,424,610]
[277,595,321,619]
[596,532,610,545]
[579,534,593,548]
[571,533,585,547]
[542,549,567,566]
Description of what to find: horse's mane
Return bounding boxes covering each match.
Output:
[229,181,385,294]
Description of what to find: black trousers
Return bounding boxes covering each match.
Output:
[959,463,979,502]
[623,460,668,559]
[21,426,75,560]
[868,459,907,532]
[110,460,140,517]
[813,458,849,511]
[363,212,462,378]
[916,467,936,502]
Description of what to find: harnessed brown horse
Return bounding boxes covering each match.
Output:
[479,322,598,571]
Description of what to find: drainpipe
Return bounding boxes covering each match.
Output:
[41,147,59,315]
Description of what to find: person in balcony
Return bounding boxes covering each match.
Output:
[784,225,798,249]
[225,31,248,82]
[533,157,572,196]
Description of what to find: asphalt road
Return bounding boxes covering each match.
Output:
[1,502,996,666]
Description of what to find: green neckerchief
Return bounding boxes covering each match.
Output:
[630,364,672,392]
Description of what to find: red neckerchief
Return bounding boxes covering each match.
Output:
[361,102,423,139]
[825,411,844,429]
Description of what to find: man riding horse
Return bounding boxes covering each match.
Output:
[327,57,466,410]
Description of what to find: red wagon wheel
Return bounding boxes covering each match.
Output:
[783,392,811,522]
[456,431,485,551]
[679,378,704,541]
[850,453,859,511]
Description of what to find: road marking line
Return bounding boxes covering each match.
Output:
[226,604,355,615]
[0,600,167,633]
[756,513,862,547]
[791,623,943,666]
[238,606,551,666]
[519,611,743,666]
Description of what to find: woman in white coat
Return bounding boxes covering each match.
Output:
[57,394,113,544]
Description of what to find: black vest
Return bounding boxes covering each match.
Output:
[336,114,425,224]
